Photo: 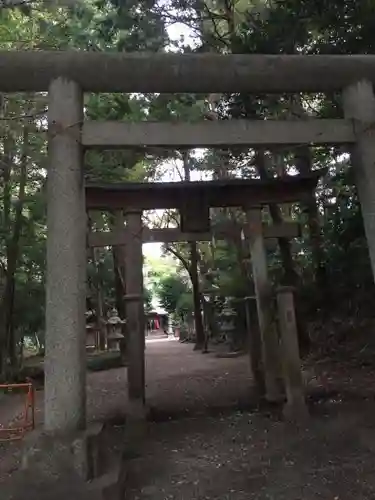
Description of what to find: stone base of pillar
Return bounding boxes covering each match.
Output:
[0,425,111,500]
[21,423,105,482]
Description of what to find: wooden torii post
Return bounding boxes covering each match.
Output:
[88,219,301,400]
[1,51,374,432]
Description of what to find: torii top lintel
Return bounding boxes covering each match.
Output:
[85,170,325,211]
[0,51,375,93]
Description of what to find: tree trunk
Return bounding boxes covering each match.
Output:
[96,273,106,351]
[290,96,326,287]
[0,120,29,375]
[294,147,326,287]
[202,295,217,352]
[164,242,205,348]
[111,212,127,321]
[112,212,128,361]
[90,245,107,351]
[182,150,206,350]
[113,246,126,320]
[6,148,28,368]
[0,265,6,379]
[190,242,205,350]
[87,217,106,350]
[254,150,299,285]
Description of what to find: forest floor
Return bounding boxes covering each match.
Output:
[2,334,375,498]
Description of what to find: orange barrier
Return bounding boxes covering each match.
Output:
[0,380,35,441]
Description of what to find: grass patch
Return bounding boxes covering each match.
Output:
[87,351,125,372]
[1,351,125,387]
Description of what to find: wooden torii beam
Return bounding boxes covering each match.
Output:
[88,222,301,247]
[86,172,324,211]
[2,51,375,92]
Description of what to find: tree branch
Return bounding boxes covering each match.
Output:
[165,245,192,278]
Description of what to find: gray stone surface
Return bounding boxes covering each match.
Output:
[45,76,86,433]
[1,425,113,500]
[343,80,375,285]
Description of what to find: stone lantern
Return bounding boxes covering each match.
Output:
[106,308,126,351]
[219,302,236,349]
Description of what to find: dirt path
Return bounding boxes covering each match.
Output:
[0,338,251,480]
[2,337,375,499]
[125,403,375,500]
[145,338,252,417]
[0,338,251,427]
[123,340,375,500]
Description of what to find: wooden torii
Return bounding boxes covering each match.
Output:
[88,210,303,403]
[85,173,322,412]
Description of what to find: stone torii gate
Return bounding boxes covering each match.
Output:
[1,52,375,435]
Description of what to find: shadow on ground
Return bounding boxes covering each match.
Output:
[3,338,375,499]
[124,399,375,500]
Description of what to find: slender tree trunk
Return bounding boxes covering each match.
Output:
[1,119,29,374]
[165,242,205,348]
[255,150,299,285]
[0,124,12,376]
[112,212,128,361]
[95,271,106,351]
[190,245,205,349]
[0,94,6,376]
[294,147,326,287]
[88,236,107,351]
[111,212,127,321]
[112,246,128,361]
[202,295,217,351]
[290,96,326,287]
[182,151,205,350]
[0,265,6,379]
[202,239,220,351]
[112,247,125,319]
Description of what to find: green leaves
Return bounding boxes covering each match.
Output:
[157,272,193,317]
